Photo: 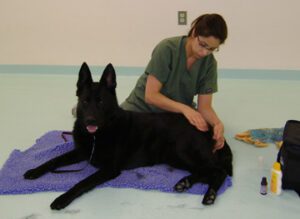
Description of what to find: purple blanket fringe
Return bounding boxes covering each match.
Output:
[0,131,232,195]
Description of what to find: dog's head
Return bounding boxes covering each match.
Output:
[75,62,118,134]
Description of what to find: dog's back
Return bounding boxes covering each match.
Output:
[118,112,219,169]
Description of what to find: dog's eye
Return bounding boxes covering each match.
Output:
[97,100,103,106]
[82,100,89,105]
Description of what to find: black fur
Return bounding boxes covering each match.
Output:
[24,62,233,210]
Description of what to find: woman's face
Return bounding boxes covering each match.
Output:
[191,35,220,58]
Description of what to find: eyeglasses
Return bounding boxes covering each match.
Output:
[197,36,219,53]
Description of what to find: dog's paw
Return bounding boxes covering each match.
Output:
[174,177,192,193]
[50,194,73,210]
[202,188,217,205]
[24,168,44,180]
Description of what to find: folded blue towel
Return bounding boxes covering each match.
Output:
[0,131,232,195]
[249,128,283,143]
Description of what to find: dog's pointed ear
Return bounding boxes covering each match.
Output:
[76,62,93,96]
[100,63,117,91]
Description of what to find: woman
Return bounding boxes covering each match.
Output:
[121,13,228,152]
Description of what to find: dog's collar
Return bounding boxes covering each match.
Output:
[52,135,96,173]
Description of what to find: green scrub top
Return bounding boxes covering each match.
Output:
[120,36,218,113]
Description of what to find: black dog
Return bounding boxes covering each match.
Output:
[24,63,233,210]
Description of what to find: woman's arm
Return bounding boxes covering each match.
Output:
[145,74,208,131]
[197,94,225,151]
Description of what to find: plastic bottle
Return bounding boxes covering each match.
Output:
[270,162,282,195]
[260,177,268,195]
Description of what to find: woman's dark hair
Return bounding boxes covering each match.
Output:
[188,14,228,44]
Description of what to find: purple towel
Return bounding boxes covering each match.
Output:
[0,131,232,195]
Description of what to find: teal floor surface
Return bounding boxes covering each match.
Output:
[0,69,299,219]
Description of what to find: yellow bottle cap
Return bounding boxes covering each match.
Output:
[273,162,281,171]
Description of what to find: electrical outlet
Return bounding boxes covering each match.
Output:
[178,11,187,25]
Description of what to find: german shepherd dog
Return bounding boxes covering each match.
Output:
[24,63,233,210]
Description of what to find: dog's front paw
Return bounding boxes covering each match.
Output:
[50,194,73,210]
[202,188,217,205]
[24,168,44,180]
[174,177,192,192]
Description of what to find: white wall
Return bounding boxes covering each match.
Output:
[0,0,299,70]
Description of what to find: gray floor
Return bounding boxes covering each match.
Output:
[0,72,300,219]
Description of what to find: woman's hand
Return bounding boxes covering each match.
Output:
[182,106,209,131]
[212,122,225,153]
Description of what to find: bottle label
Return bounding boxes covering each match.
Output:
[271,173,277,193]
